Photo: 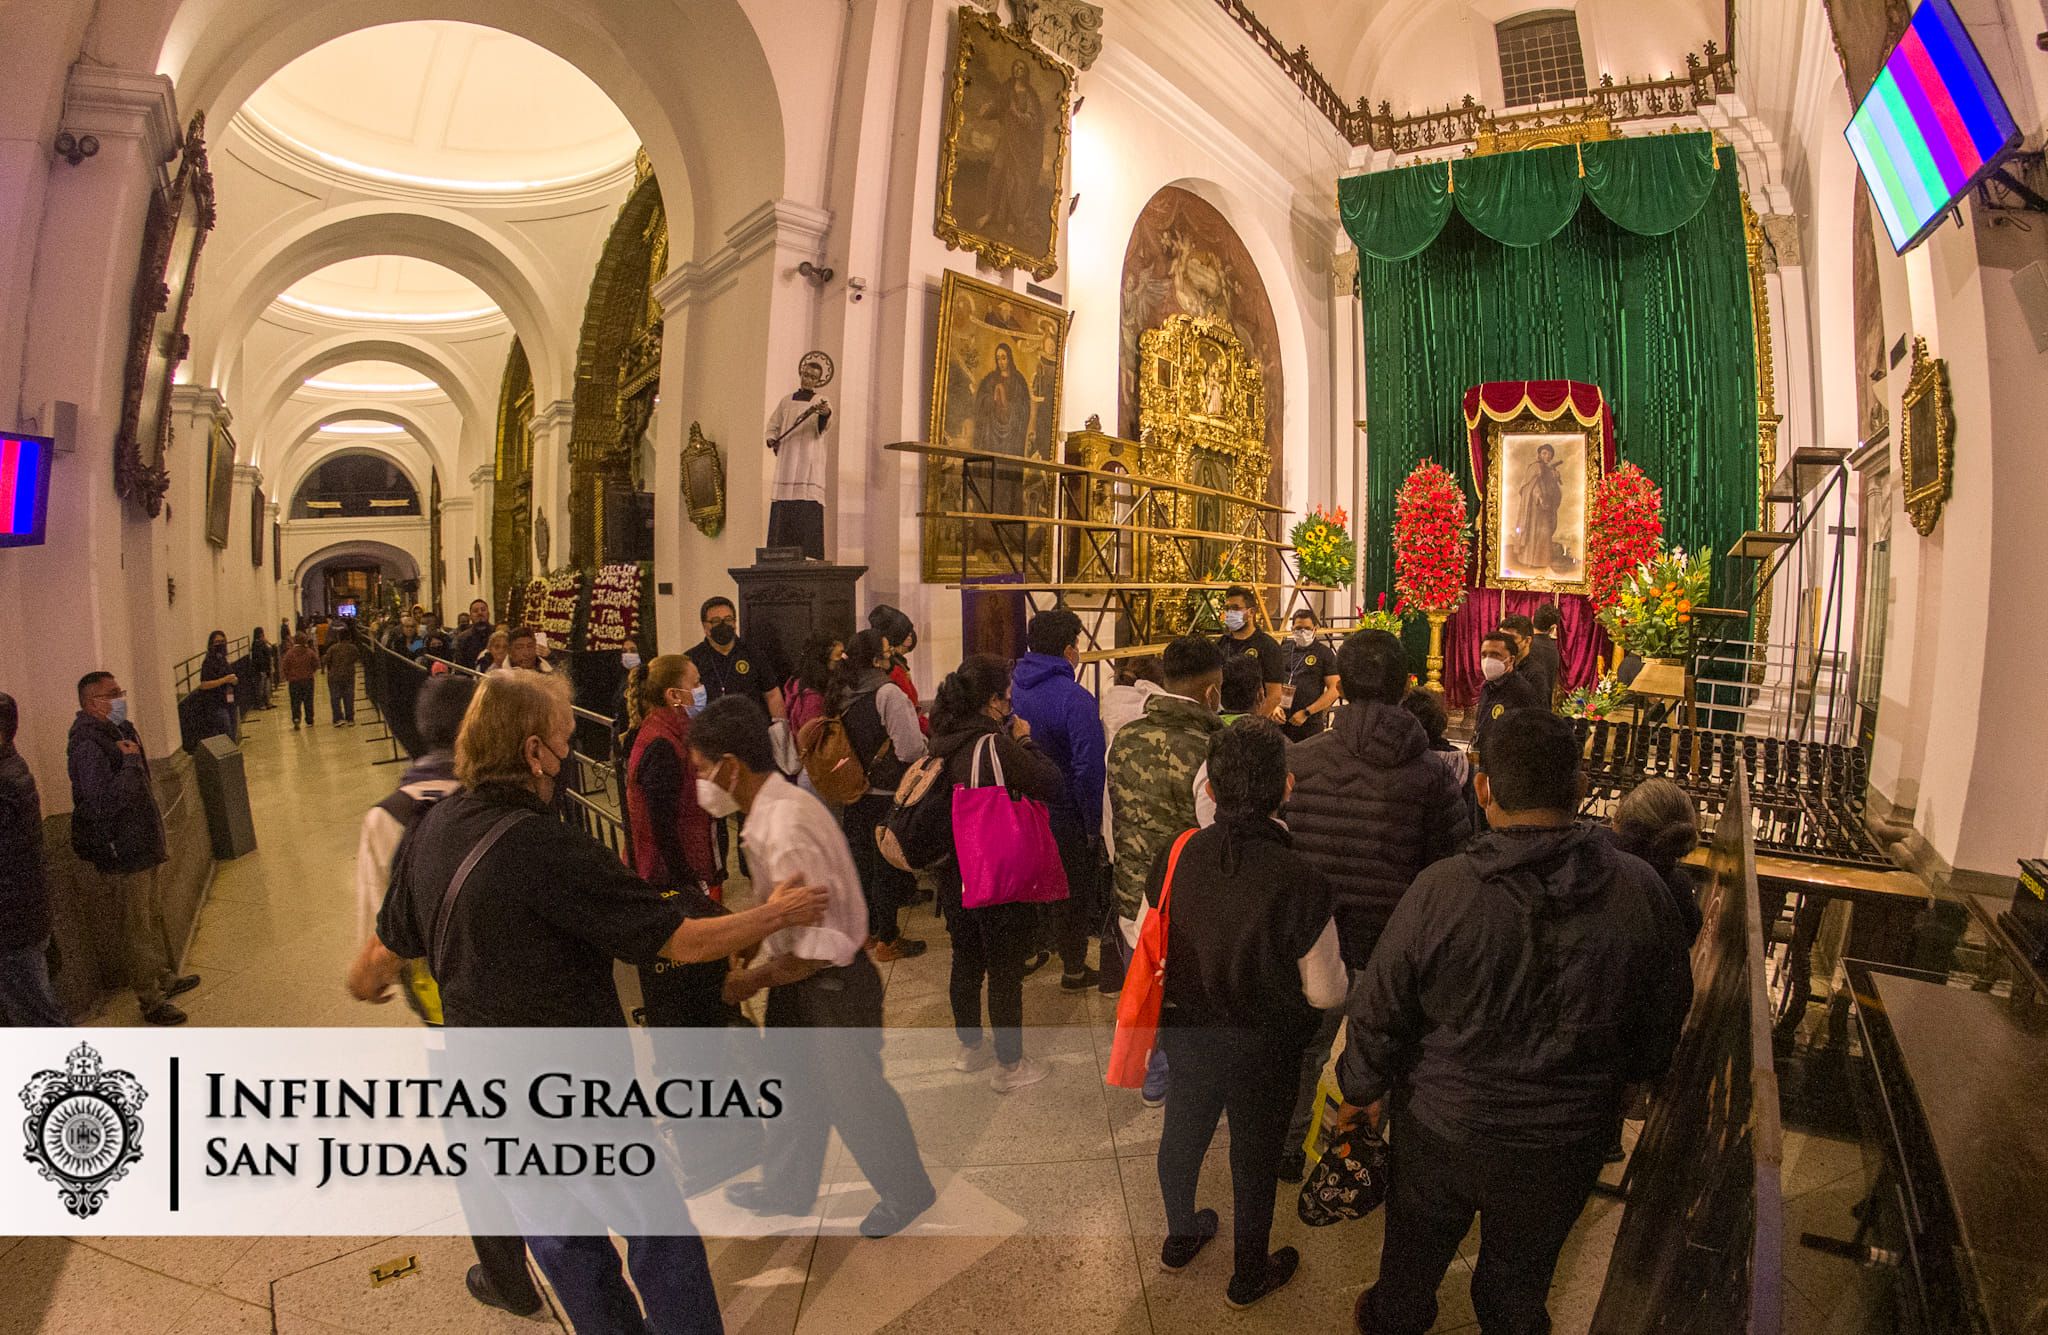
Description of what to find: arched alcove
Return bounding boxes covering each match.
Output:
[289,453,421,518]
[249,334,485,470]
[492,338,534,608]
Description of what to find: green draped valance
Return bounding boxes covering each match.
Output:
[1340,132,1724,258]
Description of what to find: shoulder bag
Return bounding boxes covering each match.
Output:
[1106,828,1196,1088]
[954,734,1069,909]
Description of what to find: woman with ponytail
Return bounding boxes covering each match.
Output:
[929,655,1065,1091]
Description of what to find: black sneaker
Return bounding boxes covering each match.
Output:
[142,1001,188,1026]
[1226,1247,1300,1309]
[1021,950,1052,977]
[465,1264,543,1317]
[1277,1148,1307,1184]
[1159,1207,1218,1272]
[1060,966,1100,991]
[164,974,201,999]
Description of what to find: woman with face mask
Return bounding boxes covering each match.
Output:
[348,667,827,1333]
[195,629,239,742]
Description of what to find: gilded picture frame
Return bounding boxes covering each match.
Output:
[682,421,727,537]
[934,6,1074,280]
[923,269,1070,583]
[1898,336,1953,537]
[203,420,234,549]
[116,113,216,518]
[250,485,265,567]
[1480,413,1603,595]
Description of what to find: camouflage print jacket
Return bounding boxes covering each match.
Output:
[1107,692,1222,920]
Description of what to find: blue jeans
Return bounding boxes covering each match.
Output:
[0,938,68,1026]
[525,1234,720,1335]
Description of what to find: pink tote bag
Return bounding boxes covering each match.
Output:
[954,734,1070,909]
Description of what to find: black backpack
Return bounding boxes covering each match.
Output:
[878,754,955,873]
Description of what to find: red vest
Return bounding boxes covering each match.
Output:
[626,708,719,895]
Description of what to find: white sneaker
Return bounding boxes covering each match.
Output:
[989,1057,1049,1093]
[953,1042,995,1074]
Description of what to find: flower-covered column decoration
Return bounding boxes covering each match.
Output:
[1392,462,1472,694]
[1587,463,1664,660]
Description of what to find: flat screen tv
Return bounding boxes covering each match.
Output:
[1845,0,2023,254]
[0,432,55,548]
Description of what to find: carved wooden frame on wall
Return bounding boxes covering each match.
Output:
[1479,412,1604,596]
[250,486,265,567]
[116,113,216,518]
[934,5,1074,280]
[203,419,234,549]
[1899,336,1953,537]
[682,421,727,537]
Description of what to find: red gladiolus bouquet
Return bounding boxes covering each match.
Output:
[1393,462,1471,616]
[1588,463,1664,639]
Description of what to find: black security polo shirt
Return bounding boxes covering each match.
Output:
[1286,637,1338,715]
[378,783,680,1027]
[688,637,777,711]
[1219,628,1287,689]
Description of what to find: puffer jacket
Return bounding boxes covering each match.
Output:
[1009,652,1106,837]
[1106,693,1221,920]
[1336,824,1693,1149]
[1282,700,1470,967]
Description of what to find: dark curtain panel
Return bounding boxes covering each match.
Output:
[1354,144,1758,680]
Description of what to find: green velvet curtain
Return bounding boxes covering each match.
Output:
[1337,160,1451,263]
[1347,140,1757,614]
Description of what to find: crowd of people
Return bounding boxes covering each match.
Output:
[0,583,1702,1333]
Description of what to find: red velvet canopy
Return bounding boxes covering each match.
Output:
[1463,380,1617,497]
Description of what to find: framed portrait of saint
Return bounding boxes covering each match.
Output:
[1480,415,1603,595]
[250,485,265,566]
[934,6,1074,280]
[1899,336,1953,536]
[204,420,235,549]
[923,269,1070,583]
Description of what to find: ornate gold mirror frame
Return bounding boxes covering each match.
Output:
[682,421,726,537]
[117,113,216,516]
[1478,411,1604,595]
[1898,336,1953,536]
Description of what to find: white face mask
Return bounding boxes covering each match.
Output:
[620,652,641,671]
[1291,628,1314,647]
[1222,609,1248,632]
[1481,657,1511,682]
[696,775,741,819]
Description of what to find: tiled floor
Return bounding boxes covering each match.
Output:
[2,695,1648,1334]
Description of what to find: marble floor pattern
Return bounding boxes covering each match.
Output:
[0,689,1829,1334]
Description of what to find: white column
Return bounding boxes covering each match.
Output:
[1,66,181,786]
[528,399,573,572]
[469,463,496,603]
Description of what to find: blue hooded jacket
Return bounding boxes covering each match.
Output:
[1009,652,1106,836]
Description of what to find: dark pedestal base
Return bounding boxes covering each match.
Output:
[729,558,868,680]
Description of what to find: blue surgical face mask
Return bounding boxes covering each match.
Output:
[620,652,642,671]
[109,698,129,727]
[688,684,708,716]
[1222,609,1248,632]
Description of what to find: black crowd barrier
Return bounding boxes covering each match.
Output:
[363,638,427,760]
[1589,762,1784,1335]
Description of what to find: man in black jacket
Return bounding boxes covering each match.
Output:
[1277,629,1470,1178]
[67,672,199,1024]
[1,693,65,1025]
[452,597,494,669]
[1338,710,1691,1335]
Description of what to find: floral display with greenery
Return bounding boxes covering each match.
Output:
[1353,592,1411,635]
[1392,462,1471,616]
[1559,673,1632,721]
[1289,506,1356,590]
[1608,548,1709,659]
[1588,463,1664,639]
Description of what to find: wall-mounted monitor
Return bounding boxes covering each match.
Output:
[0,432,55,549]
[1845,0,2023,254]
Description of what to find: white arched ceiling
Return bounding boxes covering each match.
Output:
[156,0,789,261]
[272,404,446,502]
[249,333,486,467]
[196,207,555,402]
[293,538,422,589]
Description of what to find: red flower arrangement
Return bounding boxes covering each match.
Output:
[1587,463,1664,636]
[1393,462,1471,616]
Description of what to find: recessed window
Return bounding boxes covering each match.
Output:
[1496,10,1587,109]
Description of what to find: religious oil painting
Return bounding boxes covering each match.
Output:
[923,269,1069,583]
[205,419,235,549]
[934,5,1074,279]
[1485,427,1598,595]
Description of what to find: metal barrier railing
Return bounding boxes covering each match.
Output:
[172,635,251,699]
[415,652,620,805]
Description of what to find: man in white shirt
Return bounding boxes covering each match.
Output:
[690,696,935,1239]
[763,351,833,560]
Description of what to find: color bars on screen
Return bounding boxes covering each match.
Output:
[0,432,55,548]
[1845,0,2021,254]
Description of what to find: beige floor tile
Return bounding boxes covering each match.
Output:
[163,1289,277,1335]
[0,1236,211,1335]
[270,1233,564,1334]
[796,1162,1149,1333]
[708,1234,815,1335]
[862,1025,1116,1168]
[68,1234,258,1289]
[213,1235,389,1306]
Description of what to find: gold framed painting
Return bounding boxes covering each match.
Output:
[204,420,234,549]
[1898,336,1953,537]
[934,6,1073,280]
[923,269,1070,583]
[681,421,726,537]
[1480,414,1603,594]
[117,113,216,518]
